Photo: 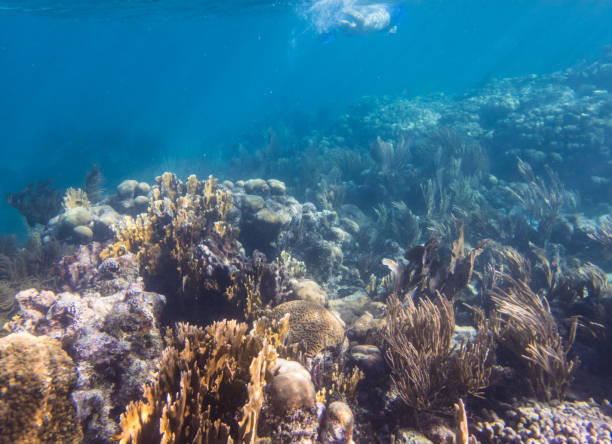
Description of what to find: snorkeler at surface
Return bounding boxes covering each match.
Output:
[337,2,401,34]
[307,0,404,39]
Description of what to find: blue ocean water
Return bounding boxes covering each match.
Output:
[1,0,612,236]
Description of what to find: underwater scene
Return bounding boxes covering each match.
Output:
[2,0,612,442]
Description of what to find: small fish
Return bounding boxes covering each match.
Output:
[382,258,399,277]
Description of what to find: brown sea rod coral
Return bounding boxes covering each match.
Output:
[84,163,105,204]
[117,316,289,444]
[505,158,576,242]
[0,332,83,443]
[382,292,494,413]
[587,216,612,256]
[383,225,485,302]
[6,179,63,226]
[487,269,578,401]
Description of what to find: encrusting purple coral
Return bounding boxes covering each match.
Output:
[7,246,165,443]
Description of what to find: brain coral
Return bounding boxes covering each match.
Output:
[267,361,316,413]
[0,332,82,443]
[269,300,345,357]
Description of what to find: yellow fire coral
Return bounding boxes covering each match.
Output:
[101,173,238,312]
[0,332,83,443]
[117,316,289,444]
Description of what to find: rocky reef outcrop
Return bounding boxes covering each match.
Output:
[7,246,165,442]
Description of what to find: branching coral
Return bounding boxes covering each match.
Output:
[482,242,531,284]
[102,173,265,319]
[0,235,18,257]
[530,243,609,302]
[486,270,578,401]
[0,234,67,332]
[313,358,364,408]
[117,316,289,444]
[370,135,413,177]
[454,399,477,444]
[374,201,421,247]
[6,179,62,226]
[382,292,494,413]
[62,187,91,210]
[383,226,485,302]
[84,163,105,203]
[429,129,489,179]
[505,158,576,241]
[316,179,346,211]
[414,131,488,238]
[587,216,612,253]
[0,280,17,333]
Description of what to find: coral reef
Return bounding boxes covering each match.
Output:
[588,216,612,253]
[56,242,140,295]
[321,401,355,444]
[234,178,299,255]
[4,51,612,443]
[382,293,494,413]
[7,245,166,442]
[266,358,317,413]
[290,278,328,306]
[63,187,91,210]
[268,299,346,357]
[474,399,612,443]
[101,173,254,322]
[117,316,289,443]
[6,179,63,226]
[260,358,320,442]
[0,233,69,333]
[84,163,105,204]
[505,158,576,243]
[0,331,83,443]
[381,226,485,302]
[110,178,151,215]
[487,270,578,401]
[49,195,120,244]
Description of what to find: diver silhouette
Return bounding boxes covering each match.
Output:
[308,0,404,40]
[337,2,402,34]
